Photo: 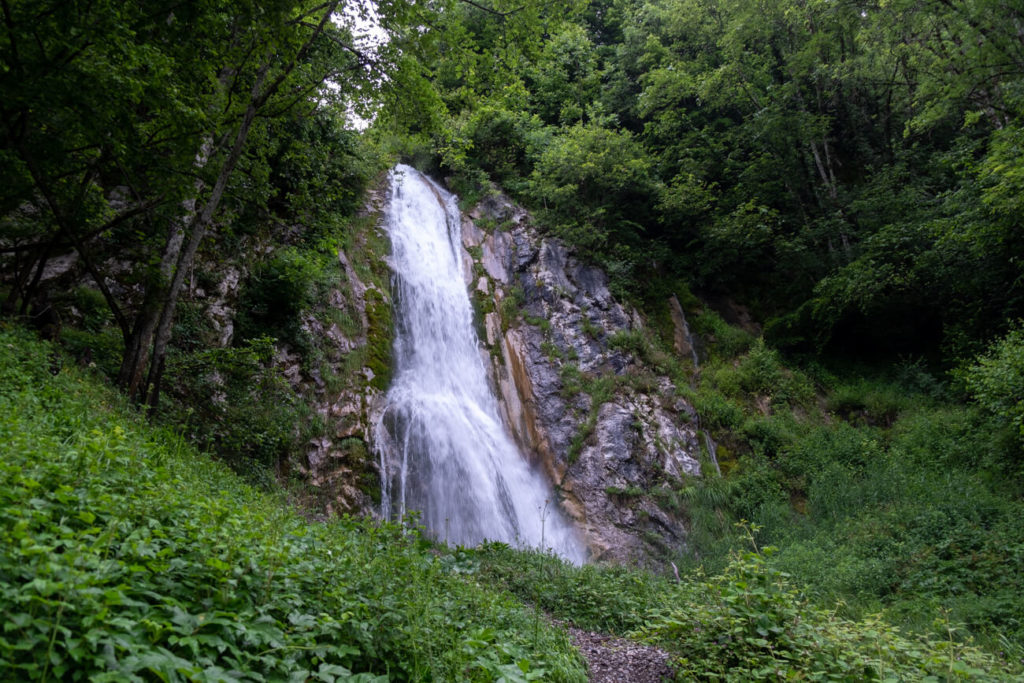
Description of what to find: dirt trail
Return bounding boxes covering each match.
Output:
[565,624,675,682]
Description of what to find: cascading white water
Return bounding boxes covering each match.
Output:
[376,164,585,563]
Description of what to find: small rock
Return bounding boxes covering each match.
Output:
[564,624,674,683]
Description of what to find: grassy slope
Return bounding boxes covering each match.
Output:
[0,325,584,681]
[645,306,1024,665]
[472,541,1024,681]
[3,322,1022,681]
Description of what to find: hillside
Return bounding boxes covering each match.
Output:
[0,326,585,681]
[4,0,1024,678]
[2,324,1021,679]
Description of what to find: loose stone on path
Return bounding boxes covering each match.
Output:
[565,624,675,682]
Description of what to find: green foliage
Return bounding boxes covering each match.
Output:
[236,247,335,353]
[461,106,538,186]
[732,340,815,409]
[562,371,616,463]
[0,326,585,681]
[827,377,916,427]
[364,288,394,391]
[681,349,1024,654]
[472,533,1017,680]
[70,287,111,333]
[963,324,1024,449]
[160,336,303,480]
[59,327,124,379]
[527,124,658,256]
[692,310,755,360]
[263,112,377,235]
[607,329,646,357]
[498,286,526,332]
[474,543,675,634]
[638,544,1004,681]
[393,0,1024,360]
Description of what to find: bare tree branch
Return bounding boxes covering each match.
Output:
[458,0,524,18]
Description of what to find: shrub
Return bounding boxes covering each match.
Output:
[527,124,659,254]
[608,329,647,358]
[71,286,110,332]
[235,247,335,352]
[160,336,303,478]
[963,324,1024,450]
[692,309,755,359]
[636,545,1005,681]
[473,544,675,634]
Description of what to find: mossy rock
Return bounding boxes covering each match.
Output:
[364,288,393,390]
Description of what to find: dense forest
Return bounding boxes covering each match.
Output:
[2,0,1024,679]
[386,0,1024,360]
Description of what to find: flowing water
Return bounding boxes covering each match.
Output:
[375,165,585,563]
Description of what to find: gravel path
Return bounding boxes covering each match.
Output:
[565,624,675,682]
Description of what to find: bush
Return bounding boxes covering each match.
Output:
[691,309,755,359]
[637,545,1006,681]
[963,324,1024,451]
[827,377,914,427]
[235,247,335,352]
[527,124,659,254]
[473,543,676,634]
[159,336,304,478]
[691,386,745,431]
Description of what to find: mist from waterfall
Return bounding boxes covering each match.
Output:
[375,164,585,563]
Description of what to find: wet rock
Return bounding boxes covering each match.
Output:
[39,252,79,282]
[461,188,703,566]
[469,191,517,223]
[283,195,390,518]
[461,215,485,247]
[668,295,698,364]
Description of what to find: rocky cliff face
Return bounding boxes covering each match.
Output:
[286,186,394,518]
[457,190,702,565]
[290,175,704,564]
[175,181,394,519]
[24,169,705,563]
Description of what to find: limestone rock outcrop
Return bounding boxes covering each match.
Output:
[461,191,702,564]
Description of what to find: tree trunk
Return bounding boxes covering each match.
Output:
[117,221,186,398]
[140,67,269,408]
[118,136,214,397]
[131,3,338,409]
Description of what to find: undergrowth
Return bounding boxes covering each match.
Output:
[473,534,1020,681]
[647,307,1024,662]
[0,325,584,681]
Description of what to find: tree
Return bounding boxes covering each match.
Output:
[1,0,388,407]
[527,123,659,255]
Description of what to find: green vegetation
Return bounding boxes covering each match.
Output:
[634,309,1024,659]
[364,289,395,392]
[5,0,1024,677]
[6,322,1017,679]
[473,539,1018,680]
[0,0,399,487]
[391,0,1023,361]
[0,0,399,406]
[963,324,1024,449]
[0,326,584,681]
[235,248,337,356]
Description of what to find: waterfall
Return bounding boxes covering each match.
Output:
[375,165,585,563]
